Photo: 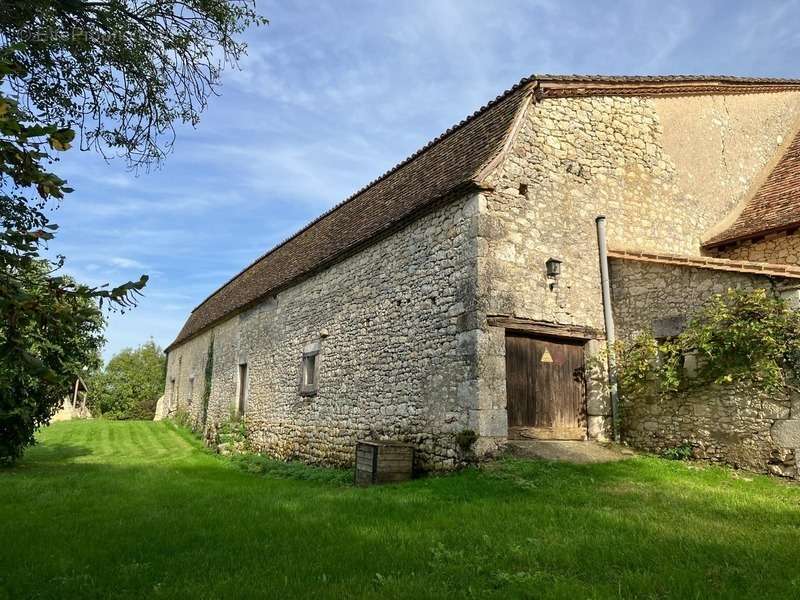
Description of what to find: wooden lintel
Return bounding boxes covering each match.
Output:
[486,316,601,341]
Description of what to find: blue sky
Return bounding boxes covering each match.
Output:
[51,0,800,359]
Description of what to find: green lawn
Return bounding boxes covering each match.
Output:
[2,421,800,599]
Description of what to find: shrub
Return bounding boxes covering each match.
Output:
[616,289,800,398]
[172,408,193,429]
[455,429,478,454]
[661,443,694,461]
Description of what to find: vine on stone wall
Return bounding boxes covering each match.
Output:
[616,289,800,398]
[201,336,214,430]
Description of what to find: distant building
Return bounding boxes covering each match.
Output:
[52,377,91,421]
[164,75,800,474]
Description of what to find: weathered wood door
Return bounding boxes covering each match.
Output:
[505,333,586,440]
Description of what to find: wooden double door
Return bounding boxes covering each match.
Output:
[505,333,587,440]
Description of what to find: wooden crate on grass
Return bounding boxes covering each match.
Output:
[354,440,414,485]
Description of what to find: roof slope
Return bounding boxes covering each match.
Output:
[705,129,800,248]
[167,83,531,349]
[168,74,800,351]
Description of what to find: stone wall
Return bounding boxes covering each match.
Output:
[609,258,779,339]
[621,383,797,477]
[473,91,800,426]
[610,257,799,476]
[710,230,800,266]
[164,194,484,470]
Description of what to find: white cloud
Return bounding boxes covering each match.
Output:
[109,256,147,269]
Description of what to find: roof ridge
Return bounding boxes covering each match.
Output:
[534,74,800,84]
[187,79,536,315]
[169,72,800,351]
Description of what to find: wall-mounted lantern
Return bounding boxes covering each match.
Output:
[546,257,562,290]
[545,257,562,278]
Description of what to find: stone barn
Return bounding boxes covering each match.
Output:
[164,75,800,473]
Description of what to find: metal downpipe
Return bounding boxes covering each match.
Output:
[595,216,620,442]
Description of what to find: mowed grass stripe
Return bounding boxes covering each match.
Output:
[100,418,115,457]
[155,422,195,458]
[167,421,201,452]
[127,420,151,460]
[141,419,173,457]
[129,421,150,456]
[118,419,137,457]
[1,420,799,600]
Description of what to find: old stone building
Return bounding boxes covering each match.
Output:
[164,75,800,474]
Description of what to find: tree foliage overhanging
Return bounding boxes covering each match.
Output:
[0,51,148,464]
[1,1,264,463]
[0,0,266,168]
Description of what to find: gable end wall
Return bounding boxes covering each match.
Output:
[475,90,800,428]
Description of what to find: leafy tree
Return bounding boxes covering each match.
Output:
[0,260,106,463]
[0,2,263,461]
[89,340,166,420]
[0,52,145,464]
[0,0,267,167]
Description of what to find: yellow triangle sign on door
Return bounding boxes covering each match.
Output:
[540,349,553,363]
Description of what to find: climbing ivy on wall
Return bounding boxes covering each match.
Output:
[616,289,800,397]
[201,336,214,429]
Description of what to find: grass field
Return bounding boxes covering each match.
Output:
[2,420,800,599]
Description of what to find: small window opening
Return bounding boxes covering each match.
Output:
[518,183,528,196]
[300,350,320,397]
[237,363,248,417]
[187,377,195,405]
[303,355,316,386]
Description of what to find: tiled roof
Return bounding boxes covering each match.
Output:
[608,249,800,279]
[167,83,532,350]
[704,129,800,248]
[168,74,800,350]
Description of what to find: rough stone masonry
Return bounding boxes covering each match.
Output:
[612,258,800,477]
